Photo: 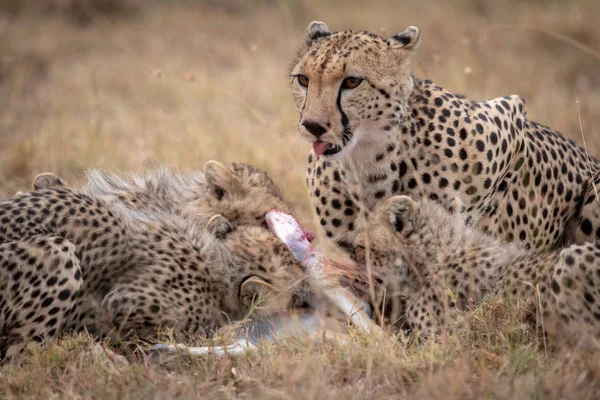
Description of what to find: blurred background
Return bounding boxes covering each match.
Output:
[1,0,599,231]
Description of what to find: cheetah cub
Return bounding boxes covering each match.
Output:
[0,162,308,361]
[28,160,290,234]
[0,186,309,361]
[356,195,600,344]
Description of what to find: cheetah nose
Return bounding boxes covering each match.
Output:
[301,120,327,139]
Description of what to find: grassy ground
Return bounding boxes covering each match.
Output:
[1,0,600,398]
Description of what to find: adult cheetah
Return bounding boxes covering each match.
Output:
[290,21,600,255]
[0,167,308,361]
[354,194,600,343]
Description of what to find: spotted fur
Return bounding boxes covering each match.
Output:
[39,161,290,228]
[0,166,306,361]
[356,195,600,344]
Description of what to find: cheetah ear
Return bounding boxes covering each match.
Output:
[33,172,67,190]
[388,26,422,52]
[204,160,238,198]
[305,21,331,44]
[383,195,417,233]
[206,214,233,239]
[240,276,276,306]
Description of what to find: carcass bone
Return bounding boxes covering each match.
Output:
[147,307,344,362]
[264,209,382,335]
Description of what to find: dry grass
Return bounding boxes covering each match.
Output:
[1,0,600,398]
[3,298,600,399]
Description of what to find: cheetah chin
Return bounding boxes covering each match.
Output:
[311,127,364,160]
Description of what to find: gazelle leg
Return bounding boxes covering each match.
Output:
[147,339,255,362]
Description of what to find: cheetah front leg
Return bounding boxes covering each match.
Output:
[0,236,82,362]
[403,265,471,339]
[564,172,600,245]
[551,242,600,343]
[101,275,183,341]
[404,285,448,339]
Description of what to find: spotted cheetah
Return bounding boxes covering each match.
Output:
[290,21,600,256]
[354,195,600,343]
[0,173,307,361]
[25,160,290,232]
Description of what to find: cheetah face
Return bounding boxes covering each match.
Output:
[356,196,442,291]
[183,160,291,227]
[291,22,421,160]
[360,195,423,255]
[220,225,311,320]
[361,195,466,266]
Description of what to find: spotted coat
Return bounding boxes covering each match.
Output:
[0,166,306,361]
[290,22,600,255]
[357,195,600,343]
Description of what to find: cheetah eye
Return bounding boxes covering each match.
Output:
[342,77,362,89]
[297,75,309,88]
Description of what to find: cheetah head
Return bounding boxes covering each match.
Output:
[218,223,311,320]
[291,21,421,159]
[355,196,430,297]
[183,160,291,227]
[354,196,467,300]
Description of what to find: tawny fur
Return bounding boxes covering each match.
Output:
[33,161,290,230]
[357,195,600,346]
[0,164,304,362]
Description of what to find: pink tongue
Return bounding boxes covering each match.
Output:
[312,140,332,156]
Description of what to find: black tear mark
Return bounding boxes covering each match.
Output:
[336,86,353,146]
